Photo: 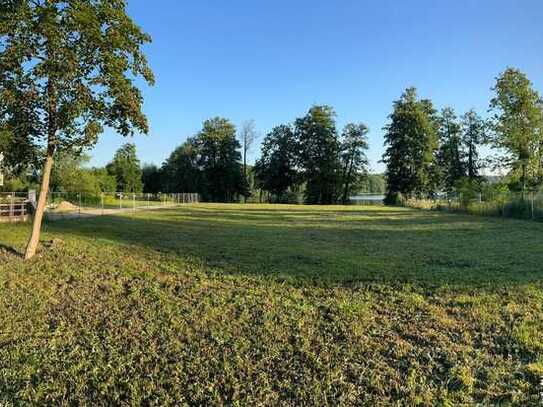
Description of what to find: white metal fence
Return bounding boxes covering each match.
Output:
[0,191,200,221]
[45,192,200,219]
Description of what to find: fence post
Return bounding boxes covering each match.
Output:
[133,194,136,212]
[78,193,82,217]
[120,194,122,210]
[101,193,104,216]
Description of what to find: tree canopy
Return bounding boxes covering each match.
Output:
[489,68,543,194]
[295,105,341,204]
[254,125,298,202]
[0,0,154,258]
[339,123,369,204]
[382,88,438,203]
[107,143,143,193]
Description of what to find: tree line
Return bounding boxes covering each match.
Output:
[4,67,542,210]
[0,0,540,258]
[383,68,543,204]
[119,108,372,205]
[34,66,543,209]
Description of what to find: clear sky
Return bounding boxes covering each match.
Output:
[88,0,543,173]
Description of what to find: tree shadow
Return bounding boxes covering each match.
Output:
[0,243,21,258]
[41,205,543,290]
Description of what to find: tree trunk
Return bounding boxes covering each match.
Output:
[243,140,247,204]
[25,147,55,259]
[25,67,57,260]
[521,161,527,200]
[468,144,474,180]
[342,158,354,204]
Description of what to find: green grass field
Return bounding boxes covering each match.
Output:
[1,204,543,405]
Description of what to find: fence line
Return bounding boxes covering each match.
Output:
[45,192,200,219]
[406,191,543,221]
[0,192,30,223]
[0,191,200,221]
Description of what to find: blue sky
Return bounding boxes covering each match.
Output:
[89,0,543,173]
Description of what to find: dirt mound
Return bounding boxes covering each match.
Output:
[53,201,79,212]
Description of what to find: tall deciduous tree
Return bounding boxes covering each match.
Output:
[239,120,257,202]
[295,105,341,204]
[50,152,99,194]
[461,109,485,181]
[382,88,438,204]
[437,107,465,192]
[339,123,369,204]
[107,143,143,193]
[141,163,162,194]
[489,68,543,196]
[197,117,248,202]
[254,124,298,202]
[0,0,154,259]
[160,138,201,194]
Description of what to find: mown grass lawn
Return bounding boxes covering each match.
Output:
[1,204,543,405]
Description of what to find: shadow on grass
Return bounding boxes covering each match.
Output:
[0,243,21,257]
[36,205,543,290]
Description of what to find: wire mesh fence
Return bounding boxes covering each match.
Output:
[45,192,200,219]
[349,194,385,206]
[406,191,543,221]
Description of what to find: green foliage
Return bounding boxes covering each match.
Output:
[489,68,543,193]
[50,152,117,195]
[159,119,248,202]
[161,138,201,194]
[0,126,37,176]
[461,110,485,180]
[91,167,117,194]
[295,106,342,204]
[358,174,386,194]
[437,107,465,192]
[197,118,248,202]
[339,123,369,203]
[141,164,162,194]
[0,173,37,192]
[254,125,299,202]
[107,143,143,193]
[2,204,543,404]
[51,152,97,194]
[0,0,155,155]
[383,88,439,204]
[254,109,369,205]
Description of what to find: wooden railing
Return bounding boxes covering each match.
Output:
[0,200,29,221]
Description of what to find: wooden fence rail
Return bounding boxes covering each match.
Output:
[0,201,29,222]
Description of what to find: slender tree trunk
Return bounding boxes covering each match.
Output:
[243,139,247,204]
[340,156,350,205]
[342,155,354,204]
[468,144,474,180]
[25,145,55,259]
[25,65,57,260]
[342,162,354,205]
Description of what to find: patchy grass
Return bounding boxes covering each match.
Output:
[1,203,543,405]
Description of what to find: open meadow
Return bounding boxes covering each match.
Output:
[1,204,543,405]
